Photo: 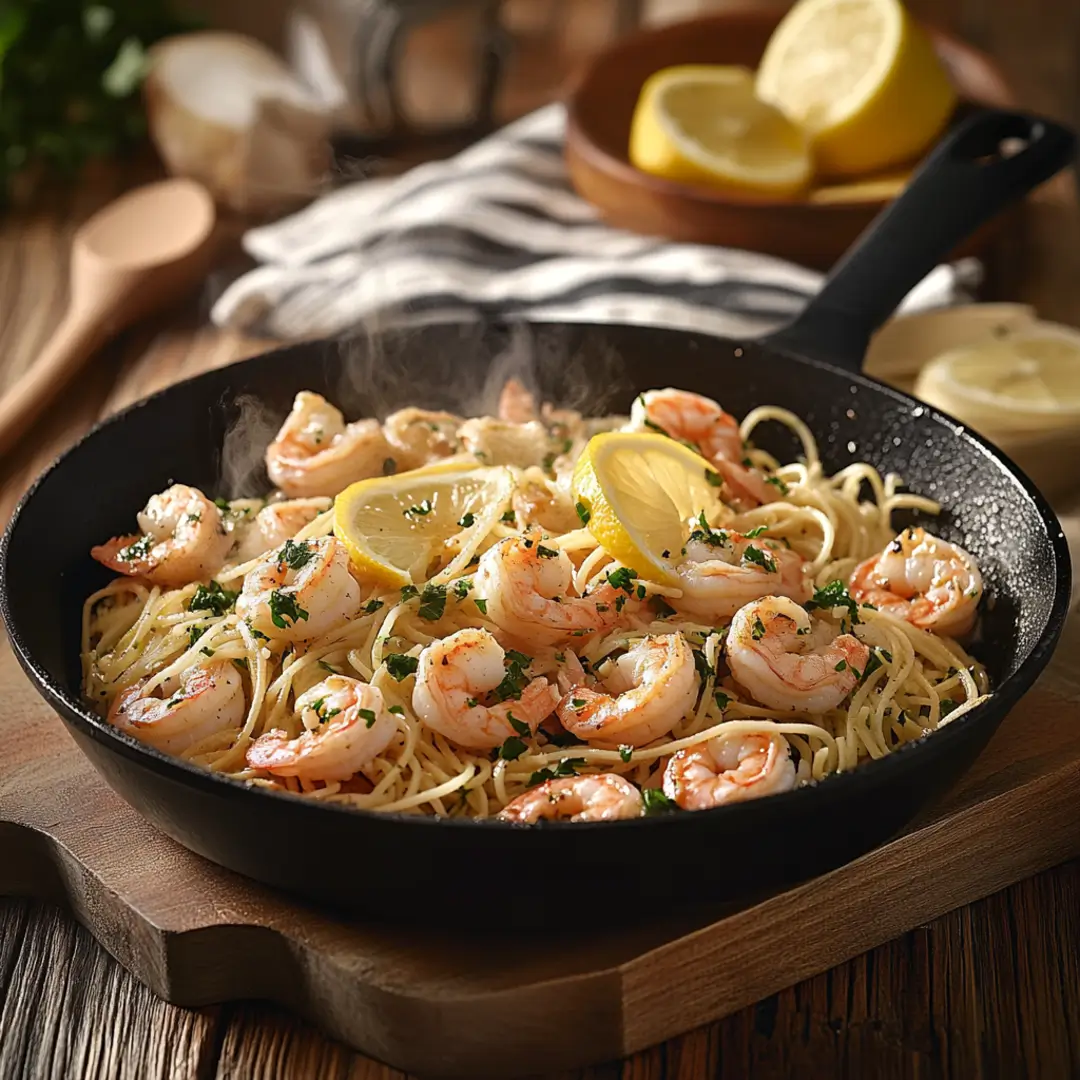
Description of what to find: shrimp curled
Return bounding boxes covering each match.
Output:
[557,633,698,747]
[475,530,639,646]
[91,484,231,588]
[663,732,796,810]
[726,596,870,713]
[246,675,396,782]
[412,627,559,750]
[849,527,983,637]
[266,391,393,498]
[237,536,362,643]
[498,774,643,823]
[108,662,245,753]
[234,497,331,563]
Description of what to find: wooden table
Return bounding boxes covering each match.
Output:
[3,1,1080,1076]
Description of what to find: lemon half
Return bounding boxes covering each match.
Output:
[756,0,955,177]
[629,65,812,196]
[572,432,725,587]
[334,462,515,587]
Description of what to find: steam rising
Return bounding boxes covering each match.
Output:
[216,317,635,498]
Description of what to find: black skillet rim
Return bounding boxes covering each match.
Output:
[0,330,1072,836]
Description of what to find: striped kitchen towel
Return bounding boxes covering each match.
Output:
[210,104,981,341]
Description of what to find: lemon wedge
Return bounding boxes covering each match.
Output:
[756,0,955,177]
[628,65,812,196]
[914,324,1080,436]
[334,462,515,587]
[572,432,726,587]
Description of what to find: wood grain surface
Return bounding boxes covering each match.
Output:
[2,0,1080,1076]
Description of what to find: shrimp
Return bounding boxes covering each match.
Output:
[234,497,331,563]
[412,627,559,750]
[236,536,361,643]
[511,481,581,535]
[457,416,552,468]
[725,596,870,713]
[91,484,232,588]
[557,633,698,747]
[109,662,244,753]
[849,527,983,637]
[246,675,397,782]
[266,391,393,498]
[676,527,811,620]
[497,378,539,423]
[663,731,796,810]
[474,531,639,646]
[383,407,464,469]
[498,773,643,823]
[628,389,775,506]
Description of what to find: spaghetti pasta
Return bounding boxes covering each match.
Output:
[81,388,989,821]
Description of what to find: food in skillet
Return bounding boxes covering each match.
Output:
[82,383,989,821]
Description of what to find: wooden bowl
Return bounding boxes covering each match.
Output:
[565,8,1017,269]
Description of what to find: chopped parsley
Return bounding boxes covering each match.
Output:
[214,497,231,511]
[200,647,215,658]
[528,758,584,786]
[404,499,433,518]
[497,736,528,761]
[232,658,249,673]
[751,616,767,641]
[693,649,714,682]
[382,457,397,476]
[743,525,769,539]
[492,650,533,702]
[765,475,790,496]
[117,535,153,562]
[187,625,206,649]
[189,580,238,617]
[536,545,559,559]
[554,652,566,663]
[742,544,777,574]
[388,705,405,716]
[249,625,270,642]
[714,691,730,711]
[606,567,639,594]
[570,698,587,709]
[689,510,727,547]
[501,509,517,525]
[618,745,633,763]
[474,597,489,615]
[385,653,419,681]
[835,660,847,672]
[507,713,531,738]
[642,788,679,815]
[268,590,309,629]
[542,451,557,473]
[940,698,959,717]
[185,512,201,524]
[453,578,472,601]
[362,598,385,615]
[650,596,677,619]
[417,583,447,621]
[806,580,861,625]
[277,538,314,571]
[545,729,583,749]
[318,660,339,674]
[575,500,591,526]
[358,708,377,728]
[400,584,420,602]
[457,512,476,528]
[704,468,722,488]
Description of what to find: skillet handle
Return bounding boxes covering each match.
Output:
[762,110,1076,373]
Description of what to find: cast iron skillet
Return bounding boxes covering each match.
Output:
[1,111,1074,927]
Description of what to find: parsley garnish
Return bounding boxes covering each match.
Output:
[382,457,397,476]
[498,736,528,761]
[835,660,847,672]
[363,598,385,615]
[249,625,270,642]
[743,525,768,539]
[693,649,714,682]
[742,544,777,574]
[278,538,314,570]
[545,729,582,748]
[536,545,559,559]
[528,758,584,786]
[187,625,206,649]
[606,567,639,594]
[214,497,231,511]
[317,660,338,674]
[806,580,860,625]
[417,583,447,621]
[619,744,633,763]
[458,512,475,528]
[232,658,249,673]
[189,580,238,617]
[501,510,517,524]
[689,510,727,547]
[400,584,419,602]
[200,646,215,657]
[714,691,730,710]
[940,698,959,717]
[492,650,532,702]
[474,597,489,615]
[571,698,587,709]
[453,579,472,601]
[117,535,153,562]
[404,499,433,518]
[269,590,309,629]
[650,596,677,618]
[575,500,591,526]
[765,475,790,496]
[705,468,722,487]
[388,705,405,716]
[507,713,531,738]
[385,654,419,681]
[751,616,767,641]
[642,788,679,815]
[358,708,377,728]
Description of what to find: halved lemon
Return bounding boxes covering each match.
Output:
[334,461,515,587]
[914,323,1080,436]
[572,432,726,587]
[756,0,955,177]
[628,65,812,196]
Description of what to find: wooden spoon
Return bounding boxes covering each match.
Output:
[0,178,217,457]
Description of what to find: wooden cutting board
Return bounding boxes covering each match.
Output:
[2,596,1079,1078]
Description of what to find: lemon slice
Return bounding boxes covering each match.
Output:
[334,462,515,587]
[628,65,812,196]
[914,324,1080,436]
[756,0,955,177]
[572,432,726,587]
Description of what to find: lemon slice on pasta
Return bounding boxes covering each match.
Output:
[334,462,515,587]
[572,432,725,587]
